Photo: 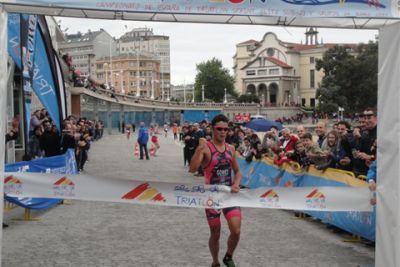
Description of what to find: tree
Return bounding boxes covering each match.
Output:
[194,58,237,102]
[315,42,377,113]
[236,94,260,104]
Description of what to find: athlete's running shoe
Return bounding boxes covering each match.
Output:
[223,255,235,267]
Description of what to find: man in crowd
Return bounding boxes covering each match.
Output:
[40,120,61,157]
[137,122,150,160]
[190,114,242,267]
[296,125,306,139]
[353,108,377,175]
[315,121,327,148]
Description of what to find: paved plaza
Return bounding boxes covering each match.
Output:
[2,132,375,267]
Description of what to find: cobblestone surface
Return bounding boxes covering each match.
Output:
[3,132,375,266]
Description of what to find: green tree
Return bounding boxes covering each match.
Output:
[236,94,260,104]
[315,42,377,113]
[194,58,237,102]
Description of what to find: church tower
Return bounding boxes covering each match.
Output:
[305,27,319,45]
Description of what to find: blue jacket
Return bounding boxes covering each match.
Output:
[137,126,149,144]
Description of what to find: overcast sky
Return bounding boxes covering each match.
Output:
[58,17,377,85]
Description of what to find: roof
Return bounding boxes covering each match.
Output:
[265,57,292,68]
[240,56,293,70]
[237,39,259,46]
[65,30,103,43]
[285,42,357,52]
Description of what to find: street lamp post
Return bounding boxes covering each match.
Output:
[120,70,124,94]
[136,49,140,97]
[202,84,205,102]
[109,39,113,86]
[103,63,108,87]
[183,81,186,103]
[224,88,227,104]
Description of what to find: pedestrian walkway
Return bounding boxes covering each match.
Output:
[2,132,374,267]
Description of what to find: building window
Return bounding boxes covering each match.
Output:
[246,70,256,76]
[269,68,279,75]
[302,98,306,106]
[267,48,275,57]
[310,98,316,107]
[310,69,315,88]
[258,70,267,76]
[310,57,315,64]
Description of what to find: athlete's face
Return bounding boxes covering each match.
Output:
[213,122,229,142]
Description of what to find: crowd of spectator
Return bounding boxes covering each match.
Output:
[180,107,377,180]
[27,108,104,171]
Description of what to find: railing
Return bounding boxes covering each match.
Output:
[82,87,262,109]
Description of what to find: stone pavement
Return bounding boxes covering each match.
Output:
[2,132,375,267]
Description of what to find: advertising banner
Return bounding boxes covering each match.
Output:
[20,14,38,140]
[7,13,64,131]
[238,156,376,241]
[0,0,396,18]
[3,171,372,212]
[4,149,78,210]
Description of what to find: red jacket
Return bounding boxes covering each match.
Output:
[279,135,299,153]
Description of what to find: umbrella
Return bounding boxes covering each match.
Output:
[245,118,282,132]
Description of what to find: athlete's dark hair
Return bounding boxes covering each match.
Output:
[211,114,229,126]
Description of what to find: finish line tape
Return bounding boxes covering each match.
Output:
[3,172,372,212]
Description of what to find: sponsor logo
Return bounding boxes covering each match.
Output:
[122,183,166,202]
[53,177,75,197]
[175,195,221,208]
[4,175,23,195]
[259,189,280,208]
[305,189,326,209]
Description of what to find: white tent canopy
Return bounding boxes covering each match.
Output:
[0,1,399,267]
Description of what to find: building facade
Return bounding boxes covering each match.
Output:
[233,29,356,107]
[96,54,161,98]
[171,84,194,102]
[58,29,116,78]
[116,27,171,101]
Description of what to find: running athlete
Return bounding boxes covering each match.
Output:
[190,114,242,267]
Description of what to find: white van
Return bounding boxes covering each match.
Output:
[250,115,267,120]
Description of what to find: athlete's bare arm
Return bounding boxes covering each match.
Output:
[189,138,208,173]
[230,144,242,193]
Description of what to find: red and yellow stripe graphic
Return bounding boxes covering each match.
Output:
[306,189,325,199]
[260,189,279,199]
[54,177,75,186]
[122,183,166,202]
[4,175,21,185]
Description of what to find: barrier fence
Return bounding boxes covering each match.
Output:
[4,149,78,211]
[238,156,376,241]
[2,150,375,241]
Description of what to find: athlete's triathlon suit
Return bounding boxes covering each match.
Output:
[203,141,241,226]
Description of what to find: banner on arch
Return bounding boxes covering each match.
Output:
[0,0,396,18]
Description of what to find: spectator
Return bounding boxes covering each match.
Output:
[279,128,298,157]
[302,133,327,167]
[40,120,61,157]
[315,121,327,148]
[321,130,351,170]
[28,126,43,159]
[296,125,306,139]
[60,123,76,154]
[353,108,377,175]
